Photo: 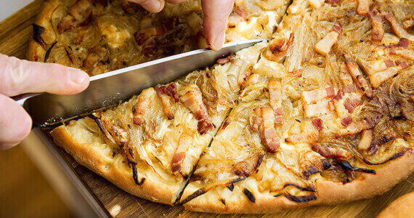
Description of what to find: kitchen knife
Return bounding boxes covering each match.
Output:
[15,39,265,127]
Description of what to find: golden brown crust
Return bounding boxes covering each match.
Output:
[184,150,414,213]
[50,126,178,205]
[377,192,414,218]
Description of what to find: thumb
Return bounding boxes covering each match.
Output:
[202,0,234,50]
[0,54,89,97]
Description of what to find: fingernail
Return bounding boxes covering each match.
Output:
[211,30,225,51]
[70,69,89,86]
[142,0,163,13]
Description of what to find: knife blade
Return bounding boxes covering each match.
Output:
[18,39,265,127]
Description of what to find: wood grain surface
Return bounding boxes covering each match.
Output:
[2,1,414,217]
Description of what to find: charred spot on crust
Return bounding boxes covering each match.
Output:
[227,184,234,191]
[131,163,145,185]
[88,114,108,137]
[243,188,256,203]
[44,41,57,62]
[284,193,317,203]
[303,166,321,180]
[391,115,407,121]
[283,184,315,192]
[273,193,282,197]
[337,160,376,174]
[323,160,332,170]
[32,24,47,49]
[180,189,207,205]
[363,149,410,165]
[220,199,226,205]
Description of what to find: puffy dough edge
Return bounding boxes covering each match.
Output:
[184,150,414,213]
[377,192,414,218]
[27,0,59,62]
[50,125,178,205]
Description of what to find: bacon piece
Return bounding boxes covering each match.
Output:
[304,100,331,118]
[232,153,265,177]
[180,84,213,134]
[260,107,280,153]
[384,12,414,42]
[339,63,354,86]
[268,79,282,111]
[216,54,234,65]
[338,118,376,136]
[358,129,373,150]
[368,10,384,41]
[312,118,323,132]
[390,48,414,60]
[266,33,294,61]
[341,116,353,127]
[156,83,178,120]
[274,108,284,125]
[133,88,155,125]
[315,22,342,56]
[397,38,409,48]
[83,46,107,68]
[57,0,92,33]
[345,60,373,97]
[311,144,353,160]
[384,60,395,68]
[302,87,336,104]
[369,66,401,88]
[171,134,191,174]
[357,0,369,15]
[235,8,248,19]
[344,98,361,113]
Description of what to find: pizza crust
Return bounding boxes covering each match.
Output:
[183,149,414,213]
[51,125,180,204]
[377,191,414,218]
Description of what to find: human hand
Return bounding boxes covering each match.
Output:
[0,54,89,150]
[128,0,234,50]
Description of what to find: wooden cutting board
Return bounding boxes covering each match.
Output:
[2,1,414,217]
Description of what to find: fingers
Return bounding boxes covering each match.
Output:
[202,0,234,50]
[0,94,32,150]
[128,0,165,13]
[0,54,89,97]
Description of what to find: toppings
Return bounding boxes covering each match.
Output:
[344,98,361,113]
[133,88,155,126]
[134,26,166,46]
[32,24,47,49]
[57,0,93,33]
[358,129,373,151]
[259,107,280,153]
[89,114,145,186]
[315,22,342,56]
[265,33,294,61]
[312,144,353,161]
[341,116,353,127]
[312,118,323,132]
[156,83,178,120]
[243,188,256,203]
[304,100,330,117]
[390,47,414,60]
[171,134,191,175]
[403,16,414,30]
[301,87,336,104]
[337,160,376,174]
[338,118,377,136]
[308,0,325,9]
[401,100,414,121]
[232,153,264,177]
[384,12,414,42]
[284,194,317,203]
[83,46,108,68]
[368,10,384,41]
[345,60,373,97]
[216,54,234,65]
[356,0,369,15]
[268,79,283,112]
[180,84,213,134]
